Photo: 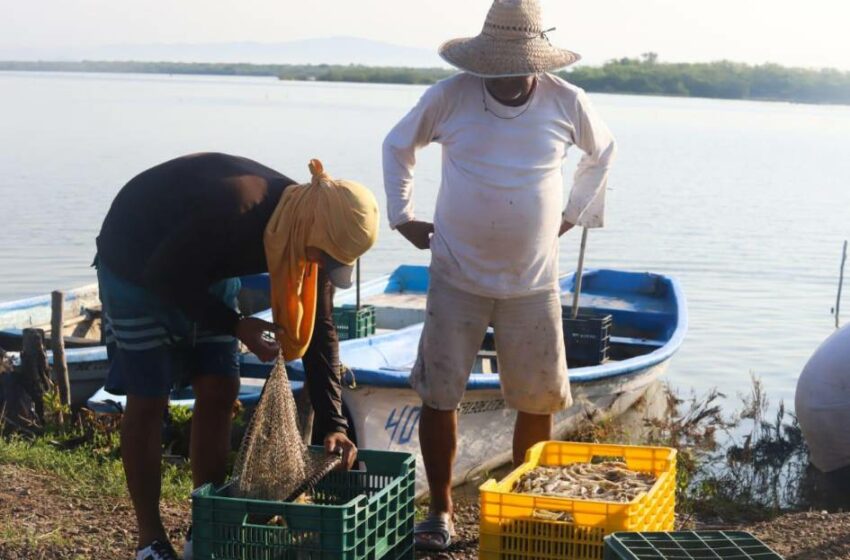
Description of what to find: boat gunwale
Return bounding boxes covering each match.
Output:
[285,267,688,390]
[6,268,688,392]
[0,283,99,315]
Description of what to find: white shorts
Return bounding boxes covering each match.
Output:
[410,275,572,415]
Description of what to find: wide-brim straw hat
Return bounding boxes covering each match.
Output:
[439,0,581,78]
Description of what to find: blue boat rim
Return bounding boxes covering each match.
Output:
[286,268,688,391]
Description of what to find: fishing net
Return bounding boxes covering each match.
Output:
[231,356,339,501]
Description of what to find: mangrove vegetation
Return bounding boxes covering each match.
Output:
[2,54,849,105]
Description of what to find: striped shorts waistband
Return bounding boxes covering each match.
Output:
[103,314,236,351]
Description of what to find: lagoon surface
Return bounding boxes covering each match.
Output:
[2,71,850,405]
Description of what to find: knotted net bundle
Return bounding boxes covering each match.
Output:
[231,356,309,501]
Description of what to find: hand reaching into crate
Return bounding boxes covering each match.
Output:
[325,431,357,470]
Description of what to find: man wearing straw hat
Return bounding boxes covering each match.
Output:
[383,0,616,550]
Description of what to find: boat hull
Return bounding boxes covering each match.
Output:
[2,275,273,408]
[342,359,670,497]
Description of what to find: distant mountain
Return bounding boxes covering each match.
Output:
[0,36,448,68]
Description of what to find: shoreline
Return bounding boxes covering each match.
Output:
[2,60,849,106]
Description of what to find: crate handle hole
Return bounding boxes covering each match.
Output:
[244,513,289,529]
[590,455,626,464]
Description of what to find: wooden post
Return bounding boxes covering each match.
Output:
[0,348,11,378]
[356,259,361,311]
[0,346,18,428]
[18,328,51,424]
[51,291,71,407]
[571,228,590,320]
[837,240,848,329]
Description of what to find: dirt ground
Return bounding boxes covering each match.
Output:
[739,511,850,560]
[0,464,190,560]
[1,463,848,560]
[416,504,850,560]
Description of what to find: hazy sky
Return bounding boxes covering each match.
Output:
[2,0,850,69]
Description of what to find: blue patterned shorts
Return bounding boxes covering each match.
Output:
[97,263,241,397]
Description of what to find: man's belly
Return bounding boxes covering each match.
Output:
[431,184,561,294]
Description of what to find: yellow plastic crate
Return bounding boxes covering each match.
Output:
[479,441,677,560]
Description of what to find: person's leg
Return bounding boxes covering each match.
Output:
[513,411,553,466]
[410,278,492,549]
[98,262,190,556]
[493,289,571,466]
[122,394,170,548]
[419,405,458,515]
[188,336,241,488]
[190,374,240,488]
[103,329,177,551]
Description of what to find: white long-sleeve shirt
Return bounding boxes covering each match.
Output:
[383,72,616,298]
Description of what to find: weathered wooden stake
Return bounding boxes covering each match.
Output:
[51,291,71,408]
[356,259,361,311]
[0,347,18,428]
[18,328,51,423]
[837,240,848,329]
[571,228,590,320]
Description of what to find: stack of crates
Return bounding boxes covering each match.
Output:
[479,441,676,560]
[333,304,376,340]
[604,531,784,559]
[191,448,415,560]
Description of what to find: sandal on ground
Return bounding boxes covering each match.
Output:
[414,512,455,551]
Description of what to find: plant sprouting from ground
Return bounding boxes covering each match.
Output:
[568,376,810,524]
[667,375,808,522]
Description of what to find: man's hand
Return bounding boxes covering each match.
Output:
[559,220,576,237]
[397,220,434,250]
[235,317,280,362]
[325,431,357,470]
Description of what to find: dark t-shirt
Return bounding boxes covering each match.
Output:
[97,152,294,334]
[97,152,347,434]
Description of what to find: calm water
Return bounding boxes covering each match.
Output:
[2,71,850,406]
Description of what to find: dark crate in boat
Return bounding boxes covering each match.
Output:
[562,308,613,366]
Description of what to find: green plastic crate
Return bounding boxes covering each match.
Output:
[191,448,415,560]
[333,305,376,340]
[604,531,784,560]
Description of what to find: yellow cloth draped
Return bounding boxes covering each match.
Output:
[264,159,379,361]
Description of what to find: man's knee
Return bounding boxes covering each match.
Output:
[516,410,552,421]
[122,396,168,436]
[124,395,169,417]
[193,375,239,407]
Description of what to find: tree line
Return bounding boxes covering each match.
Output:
[2,55,849,105]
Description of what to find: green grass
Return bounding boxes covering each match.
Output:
[0,435,192,503]
[0,521,73,549]
[414,504,429,522]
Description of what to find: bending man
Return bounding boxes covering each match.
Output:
[95,153,379,560]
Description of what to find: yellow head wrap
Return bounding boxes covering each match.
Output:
[264,159,379,361]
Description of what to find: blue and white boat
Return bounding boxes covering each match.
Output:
[0,283,108,406]
[277,265,688,495]
[0,275,275,408]
[32,265,686,497]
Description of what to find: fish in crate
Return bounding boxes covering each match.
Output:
[479,442,676,560]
